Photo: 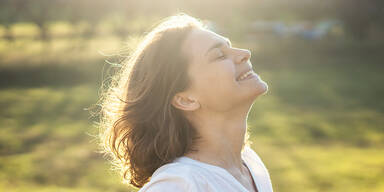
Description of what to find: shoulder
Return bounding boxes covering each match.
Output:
[242,145,272,177]
[242,146,274,191]
[138,162,205,192]
[243,145,266,165]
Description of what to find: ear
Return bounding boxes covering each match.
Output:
[171,93,200,111]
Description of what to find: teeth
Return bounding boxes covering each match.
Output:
[238,70,253,81]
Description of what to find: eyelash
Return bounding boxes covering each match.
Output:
[216,52,226,60]
[217,55,226,60]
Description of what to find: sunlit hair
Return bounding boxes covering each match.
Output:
[98,14,204,188]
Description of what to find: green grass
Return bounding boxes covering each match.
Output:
[251,141,384,192]
[0,27,383,192]
[0,85,136,192]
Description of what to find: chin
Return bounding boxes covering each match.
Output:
[251,80,268,99]
[236,79,268,107]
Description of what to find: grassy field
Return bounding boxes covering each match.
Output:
[0,30,383,192]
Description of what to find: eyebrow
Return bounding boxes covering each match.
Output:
[205,38,232,56]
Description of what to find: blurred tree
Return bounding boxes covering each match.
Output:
[337,0,384,39]
[0,0,25,40]
[23,0,58,40]
[75,0,108,39]
[0,0,383,41]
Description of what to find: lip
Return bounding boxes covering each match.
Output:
[243,72,257,81]
[236,68,253,81]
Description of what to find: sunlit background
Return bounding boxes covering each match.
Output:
[0,0,383,191]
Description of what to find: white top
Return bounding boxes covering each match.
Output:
[138,146,273,192]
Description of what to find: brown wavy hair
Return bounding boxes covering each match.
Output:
[97,14,204,188]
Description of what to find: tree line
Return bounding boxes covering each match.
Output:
[0,0,383,40]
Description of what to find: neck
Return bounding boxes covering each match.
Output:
[185,104,251,174]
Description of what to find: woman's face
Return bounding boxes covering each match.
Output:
[181,28,268,112]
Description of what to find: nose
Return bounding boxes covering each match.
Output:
[234,48,251,65]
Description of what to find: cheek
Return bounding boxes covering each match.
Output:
[202,64,235,88]
[195,64,237,99]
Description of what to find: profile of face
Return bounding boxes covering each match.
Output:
[172,28,268,113]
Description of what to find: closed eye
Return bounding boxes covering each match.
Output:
[213,48,227,61]
[216,54,226,60]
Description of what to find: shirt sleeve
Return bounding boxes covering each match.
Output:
[139,173,200,192]
[244,146,274,192]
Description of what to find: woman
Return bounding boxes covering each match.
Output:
[99,13,273,192]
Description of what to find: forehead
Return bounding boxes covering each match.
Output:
[182,28,228,61]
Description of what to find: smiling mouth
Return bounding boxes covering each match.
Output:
[236,69,255,81]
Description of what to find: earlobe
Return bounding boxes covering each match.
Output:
[171,94,200,111]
